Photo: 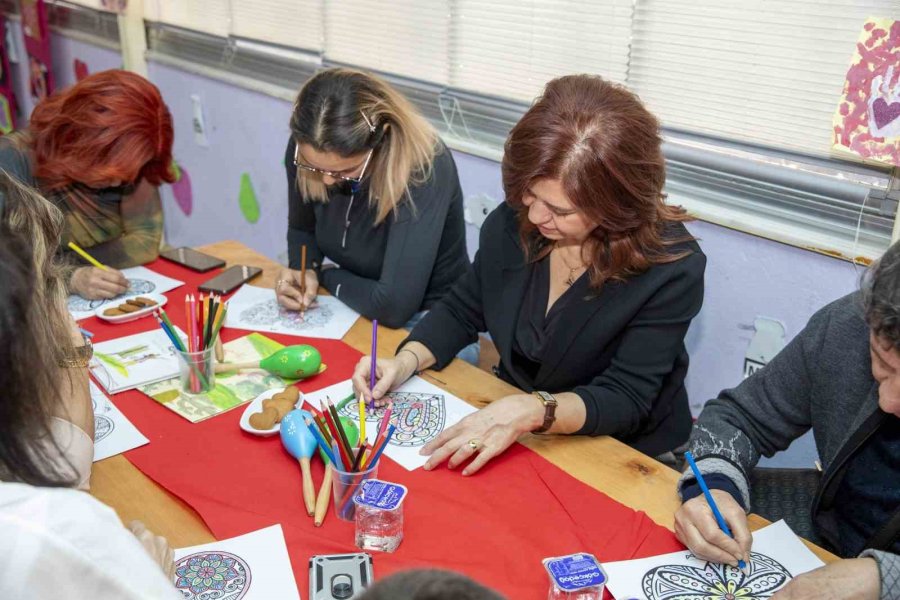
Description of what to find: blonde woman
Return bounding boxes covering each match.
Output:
[0,170,93,490]
[276,68,469,333]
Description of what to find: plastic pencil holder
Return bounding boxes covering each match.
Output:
[175,347,215,395]
[331,462,379,522]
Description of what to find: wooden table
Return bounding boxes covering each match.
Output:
[90,240,837,562]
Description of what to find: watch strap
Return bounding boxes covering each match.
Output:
[533,390,557,434]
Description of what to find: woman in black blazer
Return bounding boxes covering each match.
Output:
[353,74,706,474]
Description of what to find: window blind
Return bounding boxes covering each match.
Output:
[231,0,322,52]
[143,0,231,38]
[323,0,450,85]
[629,0,898,157]
[452,0,633,102]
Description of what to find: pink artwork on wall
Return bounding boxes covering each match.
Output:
[833,18,900,167]
[171,163,193,216]
[18,0,54,106]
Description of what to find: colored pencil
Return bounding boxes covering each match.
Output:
[369,319,378,407]
[300,245,307,298]
[304,417,336,465]
[376,401,393,442]
[327,399,354,464]
[684,451,747,570]
[67,241,108,271]
[320,401,352,469]
[358,398,366,445]
[364,424,395,469]
[79,328,94,339]
[350,444,366,472]
[158,309,186,351]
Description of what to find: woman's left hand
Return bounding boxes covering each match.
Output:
[420,394,542,476]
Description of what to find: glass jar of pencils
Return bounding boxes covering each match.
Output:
[353,479,407,553]
[331,460,379,522]
[175,346,215,395]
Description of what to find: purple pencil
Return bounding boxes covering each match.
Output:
[369,319,378,407]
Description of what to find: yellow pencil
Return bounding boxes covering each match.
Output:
[358,398,366,446]
[67,241,108,271]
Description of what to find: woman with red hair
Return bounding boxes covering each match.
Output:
[353,75,706,473]
[0,69,175,299]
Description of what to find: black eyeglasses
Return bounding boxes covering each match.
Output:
[293,146,374,184]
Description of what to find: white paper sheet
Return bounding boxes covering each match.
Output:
[89,381,148,461]
[90,328,185,394]
[604,520,824,600]
[304,376,477,471]
[68,266,184,320]
[173,524,299,600]
[225,284,360,340]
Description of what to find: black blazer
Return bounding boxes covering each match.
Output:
[404,203,706,456]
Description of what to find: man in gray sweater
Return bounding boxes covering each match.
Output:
[676,242,900,600]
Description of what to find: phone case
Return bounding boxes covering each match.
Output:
[309,553,373,600]
[160,247,226,272]
[198,265,262,295]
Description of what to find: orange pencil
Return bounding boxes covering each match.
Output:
[300,244,307,314]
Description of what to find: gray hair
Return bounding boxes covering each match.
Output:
[356,569,504,600]
[862,240,900,350]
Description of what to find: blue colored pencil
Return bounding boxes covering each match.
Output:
[304,417,336,465]
[684,451,747,570]
[79,328,94,339]
[365,424,396,468]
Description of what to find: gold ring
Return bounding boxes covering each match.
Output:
[467,439,480,452]
[275,279,288,289]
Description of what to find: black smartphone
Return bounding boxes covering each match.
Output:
[160,247,226,272]
[309,553,373,600]
[198,265,262,295]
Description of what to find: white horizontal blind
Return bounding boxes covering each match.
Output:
[630,0,898,157]
[62,0,106,10]
[143,0,231,38]
[323,0,450,85]
[231,0,323,52]
[452,0,634,102]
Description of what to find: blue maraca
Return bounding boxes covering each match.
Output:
[280,409,318,516]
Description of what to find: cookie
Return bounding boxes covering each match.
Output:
[103,308,125,316]
[134,297,158,307]
[249,407,279,430]
[265,398,295,420]
[117,303,141,313]
[279,386,300,403]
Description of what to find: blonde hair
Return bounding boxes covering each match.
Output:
[290,68,439,224]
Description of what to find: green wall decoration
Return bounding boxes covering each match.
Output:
[239,172,260,224]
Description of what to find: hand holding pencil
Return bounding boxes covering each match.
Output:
[674,453,752,569]
[274,267,318,313]
[67,242,129,299]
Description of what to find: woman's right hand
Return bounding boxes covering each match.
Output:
[352,352,418,406]
[674,491,752,568]
[128,520,175,580]
[70,266,129,299]
[275,268,318,312]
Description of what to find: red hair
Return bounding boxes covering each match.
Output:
[502,74,692,288]
[29,69,175,190]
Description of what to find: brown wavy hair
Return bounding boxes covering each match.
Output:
[503,74,693,289]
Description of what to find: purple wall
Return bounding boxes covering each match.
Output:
[47,30,864,466]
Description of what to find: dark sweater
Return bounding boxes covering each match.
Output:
[679,292,899,598]
[404,203,706,457]
[284,137,469,329]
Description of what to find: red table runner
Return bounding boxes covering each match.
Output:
[87,259,683,598]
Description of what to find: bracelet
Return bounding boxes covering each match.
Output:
[59,343,93,368]
[397,348,420,376]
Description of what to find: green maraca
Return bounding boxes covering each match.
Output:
[214,344,325,379]
[314,416,358,526]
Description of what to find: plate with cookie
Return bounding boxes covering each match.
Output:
[240,385,302,437]
[95,294,168,324]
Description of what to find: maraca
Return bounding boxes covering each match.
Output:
[280,409,319,516]
[314,416,359,527]
[215,344,324,378]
